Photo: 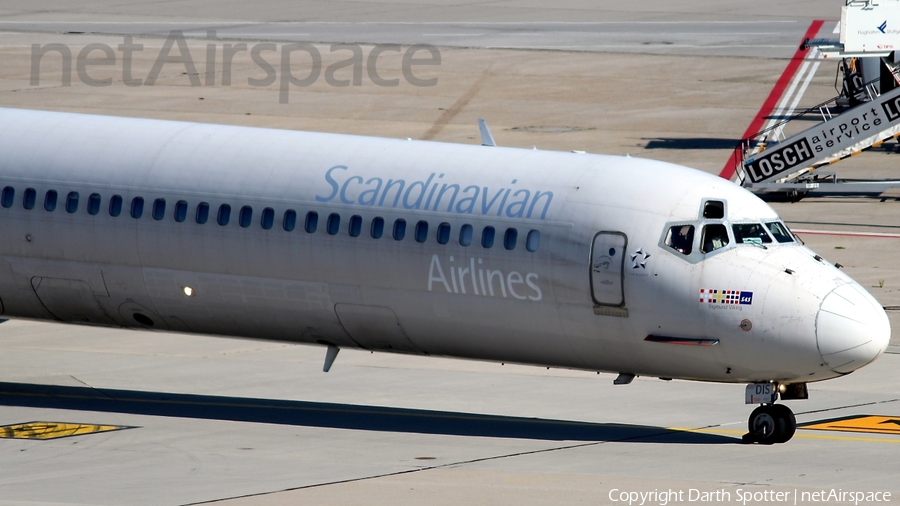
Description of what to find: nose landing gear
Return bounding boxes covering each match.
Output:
[743,404,797,444]
[742,382,804,444]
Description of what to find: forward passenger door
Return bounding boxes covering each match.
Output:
[590,232,627,307]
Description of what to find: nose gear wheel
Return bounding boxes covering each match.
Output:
[744,404,796,444]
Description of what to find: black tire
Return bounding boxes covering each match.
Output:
[748,405,786,444]
[771,404,796,443]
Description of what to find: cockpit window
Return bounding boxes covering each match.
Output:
[765,221,795,243]
[701,224,729,253]
[665,225,694,255]
[702,200,724,219]
[733,223,772,245]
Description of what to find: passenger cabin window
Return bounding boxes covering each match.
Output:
[733,223,772,245]
[526,230,540,252]
[302,211,315,233]
[109,195,123,217]
[393,219,406,240]
[326,213,340,235]
[459,224,473,246]
[437,223,451,244]
[481,226,495,248]
[87,193,101,215]
[239,206,252,228]
[23,188,36,210]
[283,209,297,231]
[152,198,166,220]
[415,221,428,243]
[703,200,725,219]
[504,228,517,250]
[349,215,362,237]
[1,186,14,208]
[196,202,210,224]
[261,207,274,230]
[131,197,144,219]
[174,200,188,222]
[65,192,79,213]
[765,222,795,243]
[665,225,694,255]
[44,190,58,212]
[701,224,729,253]
[217,204,231,226]
[370,217,384,238]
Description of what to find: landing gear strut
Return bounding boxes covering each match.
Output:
[743,404,797,444]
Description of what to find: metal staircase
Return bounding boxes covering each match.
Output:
[733,58,900,200]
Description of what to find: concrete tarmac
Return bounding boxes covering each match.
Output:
[0,320,898,506]
[0,0,837,24]
[1,2,899,505]
[0,20,816,58]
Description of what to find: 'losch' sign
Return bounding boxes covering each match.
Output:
[744,86,900,183]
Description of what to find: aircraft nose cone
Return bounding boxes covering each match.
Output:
[816,283,891,374]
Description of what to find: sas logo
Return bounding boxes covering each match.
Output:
[700,289,753,305]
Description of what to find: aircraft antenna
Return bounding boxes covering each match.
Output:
[477,118,496,147]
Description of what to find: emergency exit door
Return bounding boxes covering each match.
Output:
[590,232,626,307]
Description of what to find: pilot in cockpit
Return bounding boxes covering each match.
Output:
[669,225,694,254]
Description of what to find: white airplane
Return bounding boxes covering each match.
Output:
[0,107,890,444]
